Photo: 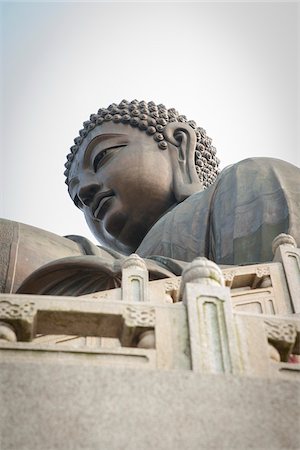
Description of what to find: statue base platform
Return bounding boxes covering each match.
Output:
[1,362,299,450]
[1,234,299,449]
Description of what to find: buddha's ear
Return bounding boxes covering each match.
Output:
[163,122,203,202]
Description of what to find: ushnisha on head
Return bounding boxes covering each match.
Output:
[64,99,220,189]
[65,100,220,254]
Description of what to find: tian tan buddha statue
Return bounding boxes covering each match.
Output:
[1,99,300,295]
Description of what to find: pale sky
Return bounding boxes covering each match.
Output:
[1,1,299,244]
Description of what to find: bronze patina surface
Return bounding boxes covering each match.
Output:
[1,99,300,295]
[65,100,300,263]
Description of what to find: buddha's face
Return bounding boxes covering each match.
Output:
[68,122,176,253]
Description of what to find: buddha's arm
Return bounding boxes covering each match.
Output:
[0,219,90,293]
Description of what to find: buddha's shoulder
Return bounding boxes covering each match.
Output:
[146,157,300,227]
[217,157,300,194]
[140,156,300,236]
[137,157,299,260]
[220,157,299,178]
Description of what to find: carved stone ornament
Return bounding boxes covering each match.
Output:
[180,257,225,298]
[122,254,147,271]
[264,320,297,345]
[272,233,297,255]
[0,321,17,342]
[223,270,237,283]
[255,267,270,278]
[164,278,181,302]
[124,306,155,328]
[264,319,298,361]
[0,300,36,320]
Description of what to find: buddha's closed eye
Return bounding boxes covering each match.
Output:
[93,144,127,172]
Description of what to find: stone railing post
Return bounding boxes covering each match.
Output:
[121,254,154,348]
[181,257,240,374]
[272,233,300,313]
[121,254,149,303]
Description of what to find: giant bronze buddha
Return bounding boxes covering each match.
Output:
[1,99,299,295]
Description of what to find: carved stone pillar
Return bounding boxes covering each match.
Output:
[121,254,149,303]
[0,297,36,341]
[181,257,240,374]
[272,233,300,313]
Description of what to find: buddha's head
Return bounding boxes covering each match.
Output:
[65,100,220,254]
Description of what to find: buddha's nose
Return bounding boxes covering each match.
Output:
[78,183,100,207]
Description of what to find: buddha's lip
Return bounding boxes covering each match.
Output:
[91,190,114,219]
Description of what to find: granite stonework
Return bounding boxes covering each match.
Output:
[0,234,299,449]
[1,365,299,450]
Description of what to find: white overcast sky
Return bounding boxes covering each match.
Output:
[1,1,299,244]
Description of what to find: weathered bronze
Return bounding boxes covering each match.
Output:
[66,100,300,263]
[1,99,300,295]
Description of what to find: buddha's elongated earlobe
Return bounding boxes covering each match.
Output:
[163,122,204,202]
